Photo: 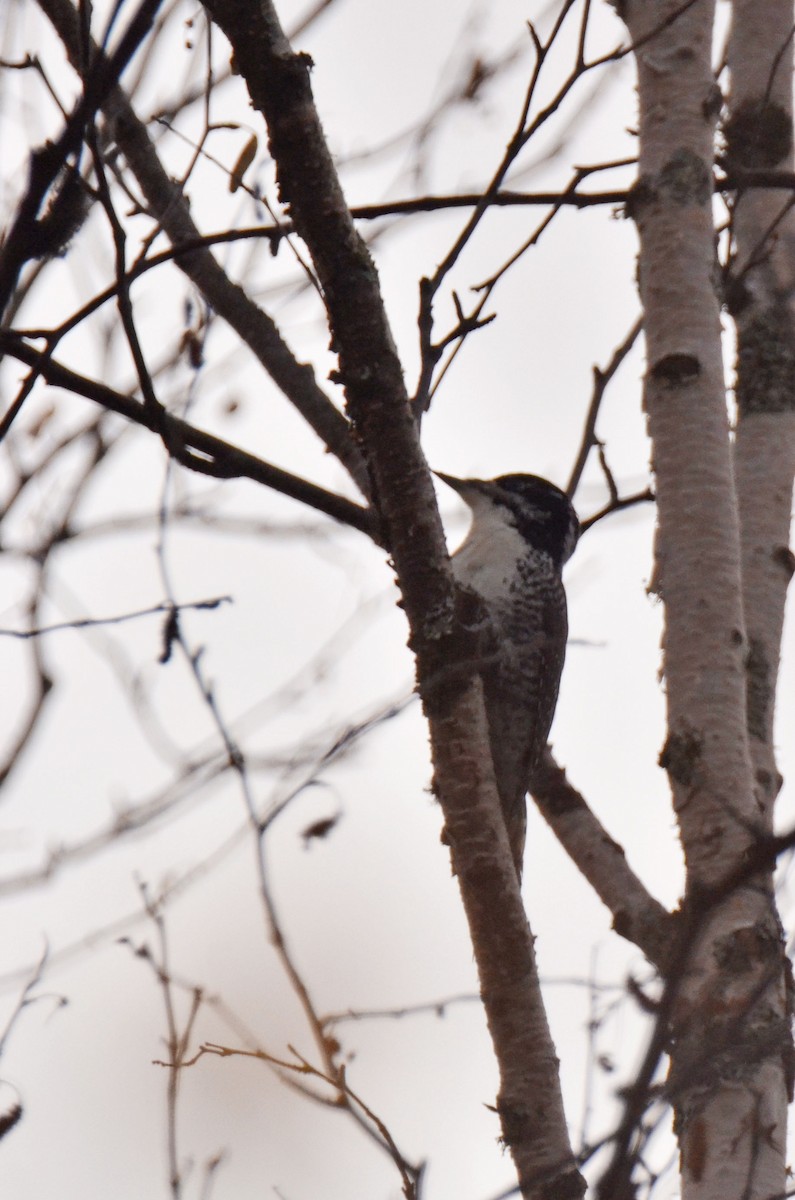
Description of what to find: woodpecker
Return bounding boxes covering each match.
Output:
[436,471,579,880]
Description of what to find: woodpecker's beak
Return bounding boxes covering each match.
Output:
[434,470,472,493]
[434,471,484,503]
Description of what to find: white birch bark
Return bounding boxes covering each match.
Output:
[615,2,792,1196]
[728,1,795,823]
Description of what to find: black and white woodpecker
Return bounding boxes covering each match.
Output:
[436,472,580,881]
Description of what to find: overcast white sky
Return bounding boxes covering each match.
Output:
[0,2,793,1198]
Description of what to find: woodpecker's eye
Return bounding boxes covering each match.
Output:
[491,475,578,568]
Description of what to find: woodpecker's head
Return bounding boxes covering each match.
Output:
[436,471,579,569]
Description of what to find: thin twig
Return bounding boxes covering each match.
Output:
[567,315,644,496]
[0,596,231,640]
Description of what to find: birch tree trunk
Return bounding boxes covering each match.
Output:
[615,2,795,1196]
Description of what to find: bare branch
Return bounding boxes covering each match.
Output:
[567,316,644,496]
[0,0,167,315]
[131,885,206,1198]
[530,750,673,970]
[0,332,376,537]
[33,0,369,492]
[579,488,655,533]
[0,595,230,640]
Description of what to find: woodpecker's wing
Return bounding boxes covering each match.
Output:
[480,565,569,879]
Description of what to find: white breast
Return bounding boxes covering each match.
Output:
[450,503,531,601]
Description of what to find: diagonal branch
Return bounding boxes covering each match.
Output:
[0,332,376,537]
[530,750,673,971]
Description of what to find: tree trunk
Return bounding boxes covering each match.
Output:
[617,1,793,1195]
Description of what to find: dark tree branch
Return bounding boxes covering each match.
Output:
[0,596,231,640]
[352,188,631,218]
[567,316,644,497]
[0,0,166,316]
[0,333,376,537]
[580,489,655,532]
[86,114,174,451]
